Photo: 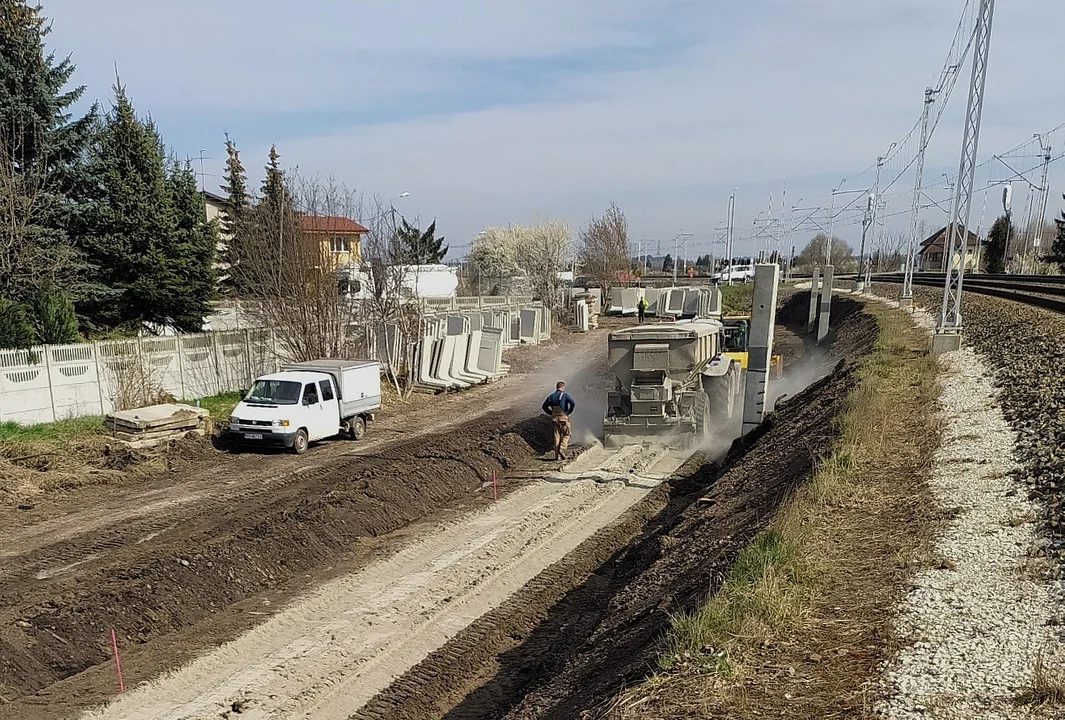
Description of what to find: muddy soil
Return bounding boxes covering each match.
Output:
[0,328,607,574]
[349,298,877,719]
[0,411,564,718]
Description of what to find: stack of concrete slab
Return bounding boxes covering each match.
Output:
[604,287,640,316]
[106,403,210,448]
[412,298,547,393]
[642,287,663,317]
[573,288,603,316]
[573,300,590,332]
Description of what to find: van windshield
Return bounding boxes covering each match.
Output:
[245,379,301,406]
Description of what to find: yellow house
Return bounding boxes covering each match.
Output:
[299,215,369,270]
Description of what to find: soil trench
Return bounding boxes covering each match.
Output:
[0,411,563,719]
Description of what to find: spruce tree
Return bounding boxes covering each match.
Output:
[0,298,35,349]
[166,160,217,330]
[0,1,97,311]
[261,144,286,210]
[0,1,95,174]
[399,219,448,264]
[220,136,249,236]
[30,279,78,344]
[81,83,215,332]
[984,215,1011,274]
[220,137,249,294]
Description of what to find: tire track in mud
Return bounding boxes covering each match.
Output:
[0,326,609,588]
[76,443,693,720]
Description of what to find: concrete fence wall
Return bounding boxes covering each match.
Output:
[0,329,279,426]
[0,296,547,426]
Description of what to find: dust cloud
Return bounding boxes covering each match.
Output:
[518,345,612,447]
[766,347,833,413]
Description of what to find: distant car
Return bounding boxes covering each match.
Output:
[712,265,755,283]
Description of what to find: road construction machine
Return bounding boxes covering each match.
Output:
[720,315,783,379]
[603,319,744,447]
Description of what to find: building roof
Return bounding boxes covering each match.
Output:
[919,223,981,254]
[299,215,370,234]
[203,190,230,205]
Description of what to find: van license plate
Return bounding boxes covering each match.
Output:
[245,433,263,440]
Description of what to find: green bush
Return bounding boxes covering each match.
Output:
[0,299,36,350]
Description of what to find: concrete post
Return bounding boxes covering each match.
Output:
[817,264,834,344]
[742,263,780,436]
[807,267,821,334]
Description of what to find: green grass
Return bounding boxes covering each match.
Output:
[0,416,106,444]
[0,391,246,446]
[652,306,938,681]
[659,530,809,675]
[189,391,245,420]
[720,285,754,315]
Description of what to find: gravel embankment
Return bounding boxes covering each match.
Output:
[863,289,1065,717]
[875,283,1065,577]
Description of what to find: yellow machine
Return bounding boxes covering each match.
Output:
[720,315,783,379]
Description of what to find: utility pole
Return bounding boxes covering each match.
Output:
[856,194,875,292]
[858,157,885,291]
[1032,138,1053,269]
[672,234,679,285]
[1002,185,1013,272]
[726,190,736,287]
[826,179,846,265]
[936,0,996,353]
[902,88,936,308]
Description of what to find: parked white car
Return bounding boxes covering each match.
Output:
[228,359,381,454]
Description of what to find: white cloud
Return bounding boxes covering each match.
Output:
[41,0,1065,256]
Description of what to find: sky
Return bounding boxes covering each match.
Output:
[42,0,1065,260]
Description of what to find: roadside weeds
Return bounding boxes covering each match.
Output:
[609,302,943,719]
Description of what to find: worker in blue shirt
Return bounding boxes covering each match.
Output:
[542,381,576,460]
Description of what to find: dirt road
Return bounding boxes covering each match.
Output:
[2,297,820,718]
[80,443,696,720]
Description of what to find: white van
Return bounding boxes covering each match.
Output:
[228,359,381,454]
[713,265,756,283]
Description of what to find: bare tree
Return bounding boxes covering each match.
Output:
[794,233,857,273]
[470,221,571,318]
[355,194,426,399]
[578,202,630,291]
[228,171,356,362]
[872,231,908,272]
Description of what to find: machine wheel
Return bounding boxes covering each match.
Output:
[349,416,366,441]
[292,429,309,455]
[708,367,738,422]
[693,390,712,444]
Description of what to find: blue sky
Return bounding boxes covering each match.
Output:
[43,0,1065,259]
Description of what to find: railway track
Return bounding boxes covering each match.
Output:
[873,272,1065,314]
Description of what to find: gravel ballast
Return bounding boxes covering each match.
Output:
[855,292,1065,717]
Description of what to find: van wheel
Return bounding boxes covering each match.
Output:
[292,429,309,455]
[350,416,366,441]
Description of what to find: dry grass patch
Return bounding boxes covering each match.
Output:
[1016,651,1065,707]
[610,303,943,719]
